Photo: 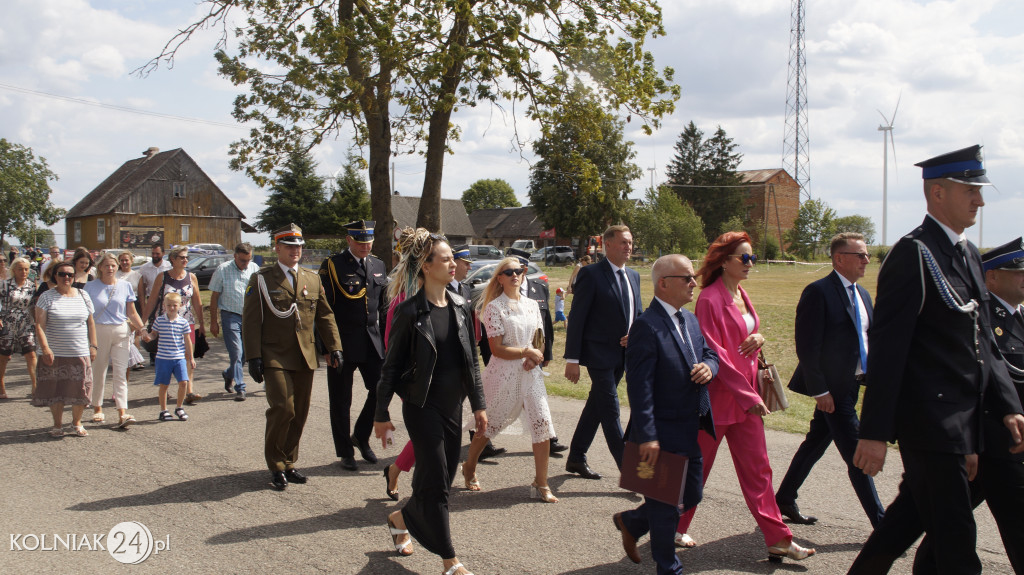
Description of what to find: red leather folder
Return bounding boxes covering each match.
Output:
[619,441,689,508]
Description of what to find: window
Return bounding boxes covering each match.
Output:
[173,182,186,198]
[97,219,105,243]
[181,224,190,242]
[74,221,81,242]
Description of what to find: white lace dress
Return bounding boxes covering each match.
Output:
[481,293,556,443]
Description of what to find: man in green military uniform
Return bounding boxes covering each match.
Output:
[243,223,343,491]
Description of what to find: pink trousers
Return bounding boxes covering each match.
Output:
[677,413,792,546]
[395,439,416,472]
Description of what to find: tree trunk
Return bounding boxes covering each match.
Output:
[367,106,393,267]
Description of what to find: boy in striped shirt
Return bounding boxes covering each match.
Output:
[142,292,195,421]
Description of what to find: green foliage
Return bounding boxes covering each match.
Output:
[255,149,336,235]
[785,198,837,260]
[875,245,890,264]
[720,215,748,237]
[833,214,877,245]
[761,235,780,260]
[528,81,641,240]
[461,179,520,214]
[327,154,372,226]
[14,227,56,248]
[665,122,745,242]
[303,238,346,253]
[632,185,707,258]
[0,139,65,248]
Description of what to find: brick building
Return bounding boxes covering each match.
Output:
[738,168,801,249]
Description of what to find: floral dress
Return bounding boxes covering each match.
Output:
[0,278,37,354]
[480,293,556,443]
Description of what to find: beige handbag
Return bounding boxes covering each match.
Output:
[531,328,545,351]
[757,350,789,412]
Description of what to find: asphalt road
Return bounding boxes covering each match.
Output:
[0,338,1014,574]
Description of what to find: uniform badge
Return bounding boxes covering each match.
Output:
[302,284,308,297]
[996,327,1004,336]
[996,306,1007,318]
[245,285,252,297]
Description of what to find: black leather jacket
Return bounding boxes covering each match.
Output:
[375,288,485,422]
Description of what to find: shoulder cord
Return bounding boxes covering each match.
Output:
[913,240,982,363]
[256,272,300,329]
[326,258,368,304]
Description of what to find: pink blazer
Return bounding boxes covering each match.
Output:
[694,278,762,426]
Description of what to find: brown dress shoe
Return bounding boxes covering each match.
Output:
[613,512,641,564]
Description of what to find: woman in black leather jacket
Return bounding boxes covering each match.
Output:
[374,233,487,575]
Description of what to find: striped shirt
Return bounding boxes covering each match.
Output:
[208,259,259,315]
[36,288,94,357]
[153,314,191,360]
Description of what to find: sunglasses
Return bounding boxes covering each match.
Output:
[839,252,871,261]
[498,267,527,277]
[56,271,75,278]
[729,253,757,265]
[429,233,448,242]
[663,275,697,283]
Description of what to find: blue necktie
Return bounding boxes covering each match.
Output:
[617,269,630,320]
[676,310,711,416]
[849,284,868,373]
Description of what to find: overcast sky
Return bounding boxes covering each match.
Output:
[3,0,1023,249]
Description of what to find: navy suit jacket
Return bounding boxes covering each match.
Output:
[564,258,643,370]
[789,270,873,399]
[625,300,718,456]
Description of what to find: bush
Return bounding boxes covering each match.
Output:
[761,236,780,260]
[875,246,890,264]
[304,238,345,253]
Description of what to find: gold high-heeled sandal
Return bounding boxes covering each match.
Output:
[530,482,558,503]
[767,540,815,562]
[462,465,481,491]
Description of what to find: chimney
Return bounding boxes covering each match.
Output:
[142,147,160,160]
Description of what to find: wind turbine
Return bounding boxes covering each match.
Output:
[878,94,900,246]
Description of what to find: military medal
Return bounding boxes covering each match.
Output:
[302,284,308,297]
[996,327,1004,336]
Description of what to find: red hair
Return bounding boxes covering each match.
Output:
[697,231,752,288]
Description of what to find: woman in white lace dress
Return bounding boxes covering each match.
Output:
[461,257,558,503]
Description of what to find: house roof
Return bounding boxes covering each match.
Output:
[468,206,545,239]
[390,195,475,237]
[66,148,244,219]
[737,168,787,184]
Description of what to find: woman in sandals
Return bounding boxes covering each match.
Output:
[141,246,204,404]
[0,258,39,399]
[32,261,98,437]
[374,230,487,575]
[84,253,146,428]
[460,256,558,503]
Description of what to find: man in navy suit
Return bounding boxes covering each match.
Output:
[850,146,1024,574]
[564,225,643,478]
[775,232,884,527]
[613,254,717,574]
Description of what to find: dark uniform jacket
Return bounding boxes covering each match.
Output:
[318,249,387,362]
[375,289,485,422]
[242,264,341,370]
[860,216,1022,454]
[985,296,1024,462]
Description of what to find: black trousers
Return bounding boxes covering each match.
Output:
[326,355,381,458]
[401,399,461,559]
[568,364,625,469]
[848,448,979,575]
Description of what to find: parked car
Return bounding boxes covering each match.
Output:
[507,239,536,254]
[466,245,504,260]
[465,259,547,308]
[186,254,233,289]
[530,246,576,265]
[187,243,227,255]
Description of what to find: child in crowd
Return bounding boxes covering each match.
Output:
[142,292,195,421]
[554,287,566,326]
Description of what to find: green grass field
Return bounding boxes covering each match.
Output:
[540,259,880,436]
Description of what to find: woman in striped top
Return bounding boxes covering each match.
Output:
[32,261,98,438]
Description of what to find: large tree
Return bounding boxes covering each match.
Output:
[786,198,837,260]
[833,214,877,245]
[0,139,65,249]
[255,149,333,235]
[664,122,745,242]
[632,185,707,258]
[461,179,520,214]
[141,0,679,261]
[529,81,641,240]
[327,154,372,227]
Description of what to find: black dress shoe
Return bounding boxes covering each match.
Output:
[271,471,288,491]
[340,457,358,471]
[550,438,568,455]
[566,459,602,480]
[478,442,506,461]
[777,501,818,525]
[351,434,378,464]
[223,371,232,393]
[284,468,307,484]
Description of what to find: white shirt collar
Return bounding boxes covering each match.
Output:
[607,260,626,274]
[927,214,967,246]
[655,296,682,318]
[277,262,299,277]
[991,293,1021,316]
[836,270,856,290]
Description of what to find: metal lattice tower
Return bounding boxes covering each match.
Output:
[782,0,811,200]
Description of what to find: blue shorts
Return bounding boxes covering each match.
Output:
[555,310,566,322]
[153,358,189,385]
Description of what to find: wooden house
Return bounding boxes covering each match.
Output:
[65,147,247,252]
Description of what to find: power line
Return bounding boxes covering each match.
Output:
[0,82,245,130]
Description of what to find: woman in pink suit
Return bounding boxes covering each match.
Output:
[675,231,815,562]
